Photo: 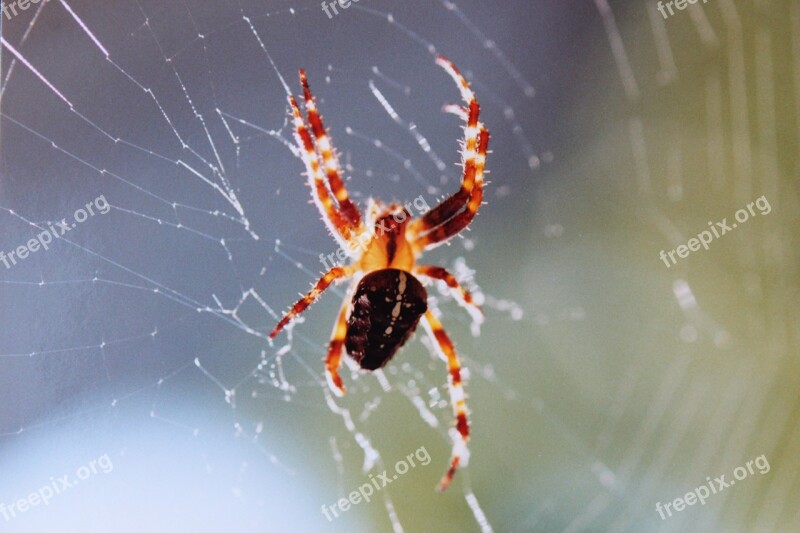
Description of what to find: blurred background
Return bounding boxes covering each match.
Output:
[1,0,798,531]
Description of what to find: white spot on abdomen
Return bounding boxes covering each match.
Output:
[397,271,407,296]
[391,271,407,318]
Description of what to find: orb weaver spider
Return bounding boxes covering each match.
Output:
[269,56,489,491]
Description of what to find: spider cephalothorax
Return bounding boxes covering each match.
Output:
[269,56,489,491]
[357,201,416,273]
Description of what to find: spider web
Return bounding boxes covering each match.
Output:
[1,0,798,532]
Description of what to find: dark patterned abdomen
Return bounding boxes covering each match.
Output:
[345,269,428,371]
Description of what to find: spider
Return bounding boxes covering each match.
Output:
[269,56,489,492]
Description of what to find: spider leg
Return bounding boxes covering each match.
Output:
[288,95,357,248]
[299,71,363,230]
[269,266,354,339]
[414,126,488,249]
[409,56,490,250]
[414,265,483,329]
[325,288,353,397]
[421,310,470,492]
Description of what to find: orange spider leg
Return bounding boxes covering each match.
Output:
[421,310,470,492]
[414,265,483,327]
[299,70,363,230]
[409,102,480,238]
[269,266,354,339]
[409,56,487,248]
[414,126,489,249]
[325,292,352,397]
[289,95,356,247]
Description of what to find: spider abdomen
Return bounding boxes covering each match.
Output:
[345,269,428,371]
